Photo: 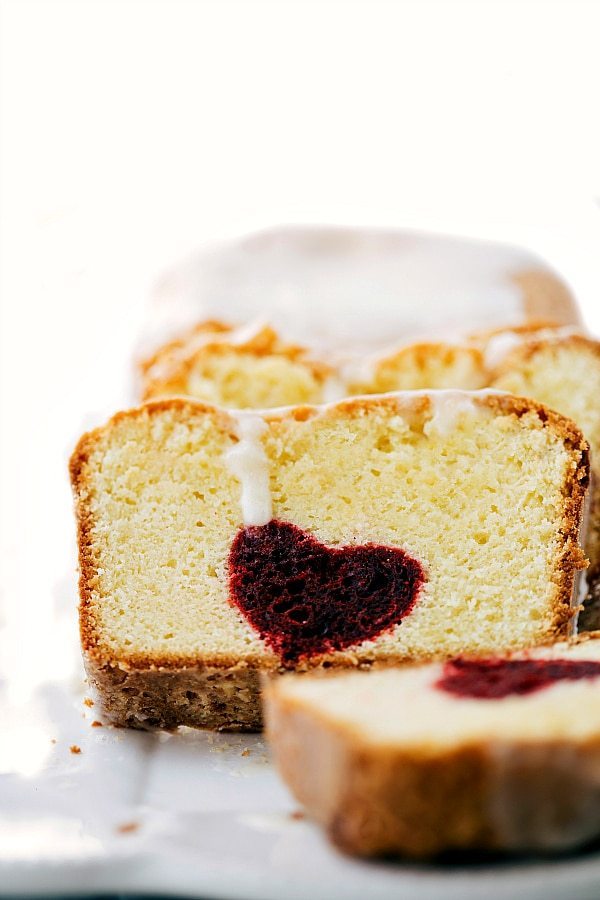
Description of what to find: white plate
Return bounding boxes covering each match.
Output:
[4,670,600,900]
[3,664,600,900]
[3,227,600,899]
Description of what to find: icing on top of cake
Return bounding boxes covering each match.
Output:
[151,227,559,357]
[483,325,584,370]
[424,392,478,437]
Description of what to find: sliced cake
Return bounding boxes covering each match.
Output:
[142,320,600,629]
[485,330,600,629]
[265,633,600,859]
[70,392,589,730]
[140,320,334,407]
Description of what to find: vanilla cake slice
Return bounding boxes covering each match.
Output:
[69,392,589,730]
[265,634,600,858]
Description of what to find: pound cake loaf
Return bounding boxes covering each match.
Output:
[70,392,589,730]
[265,633,600,859]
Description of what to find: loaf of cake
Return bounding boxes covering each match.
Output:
[265,633,600,859]
[70,392,589,730]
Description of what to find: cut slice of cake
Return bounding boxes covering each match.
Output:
[485,330,600,630]
[265,633,600,859]
[140,319,334,408]
[70,392,589,731]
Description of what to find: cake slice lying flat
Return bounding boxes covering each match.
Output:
[265,633,600,859]
[70,392,589,730]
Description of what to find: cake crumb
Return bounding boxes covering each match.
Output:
[116,821,139,834]
[83,697,94,708]
[241,747,251,757]
[50,738,57,745]
[91,720,103,728]
[70,745,82,754]
[290,810,305,821]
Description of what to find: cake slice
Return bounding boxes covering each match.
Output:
[265,633,600,859]
[485,330,600,629]
[140,319,334,407]
[70,392,589,730]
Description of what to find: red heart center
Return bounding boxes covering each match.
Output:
[436,657,600,699]
[228,520,425,665]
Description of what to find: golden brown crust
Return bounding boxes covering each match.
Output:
[139,320,333,402]
[490,332,600,380]
[264,656,600,858]
[138,320,232,376]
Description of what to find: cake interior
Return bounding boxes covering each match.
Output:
[79,395,582,668]
[348,343,487,394]
[179,351,327,408]
[142,322,330,407]
[491,339,600,471]
[271,637,600,749]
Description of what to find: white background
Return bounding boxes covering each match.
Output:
[1,2,600,892]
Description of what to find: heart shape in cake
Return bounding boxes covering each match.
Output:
[228,520,425,665]
[437,657,600,700]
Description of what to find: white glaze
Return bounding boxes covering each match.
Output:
[149,226,560,358]
[225,412,273,526]
[483,331,525,370]
[484,325,585,370]
[423,391,478,436]
[321,375,348,403]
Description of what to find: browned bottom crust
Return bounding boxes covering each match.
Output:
[85,655,263,731]
[265,691,600,859]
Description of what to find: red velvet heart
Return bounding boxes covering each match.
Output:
[228,520,425,665]
[437,657,600,700]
